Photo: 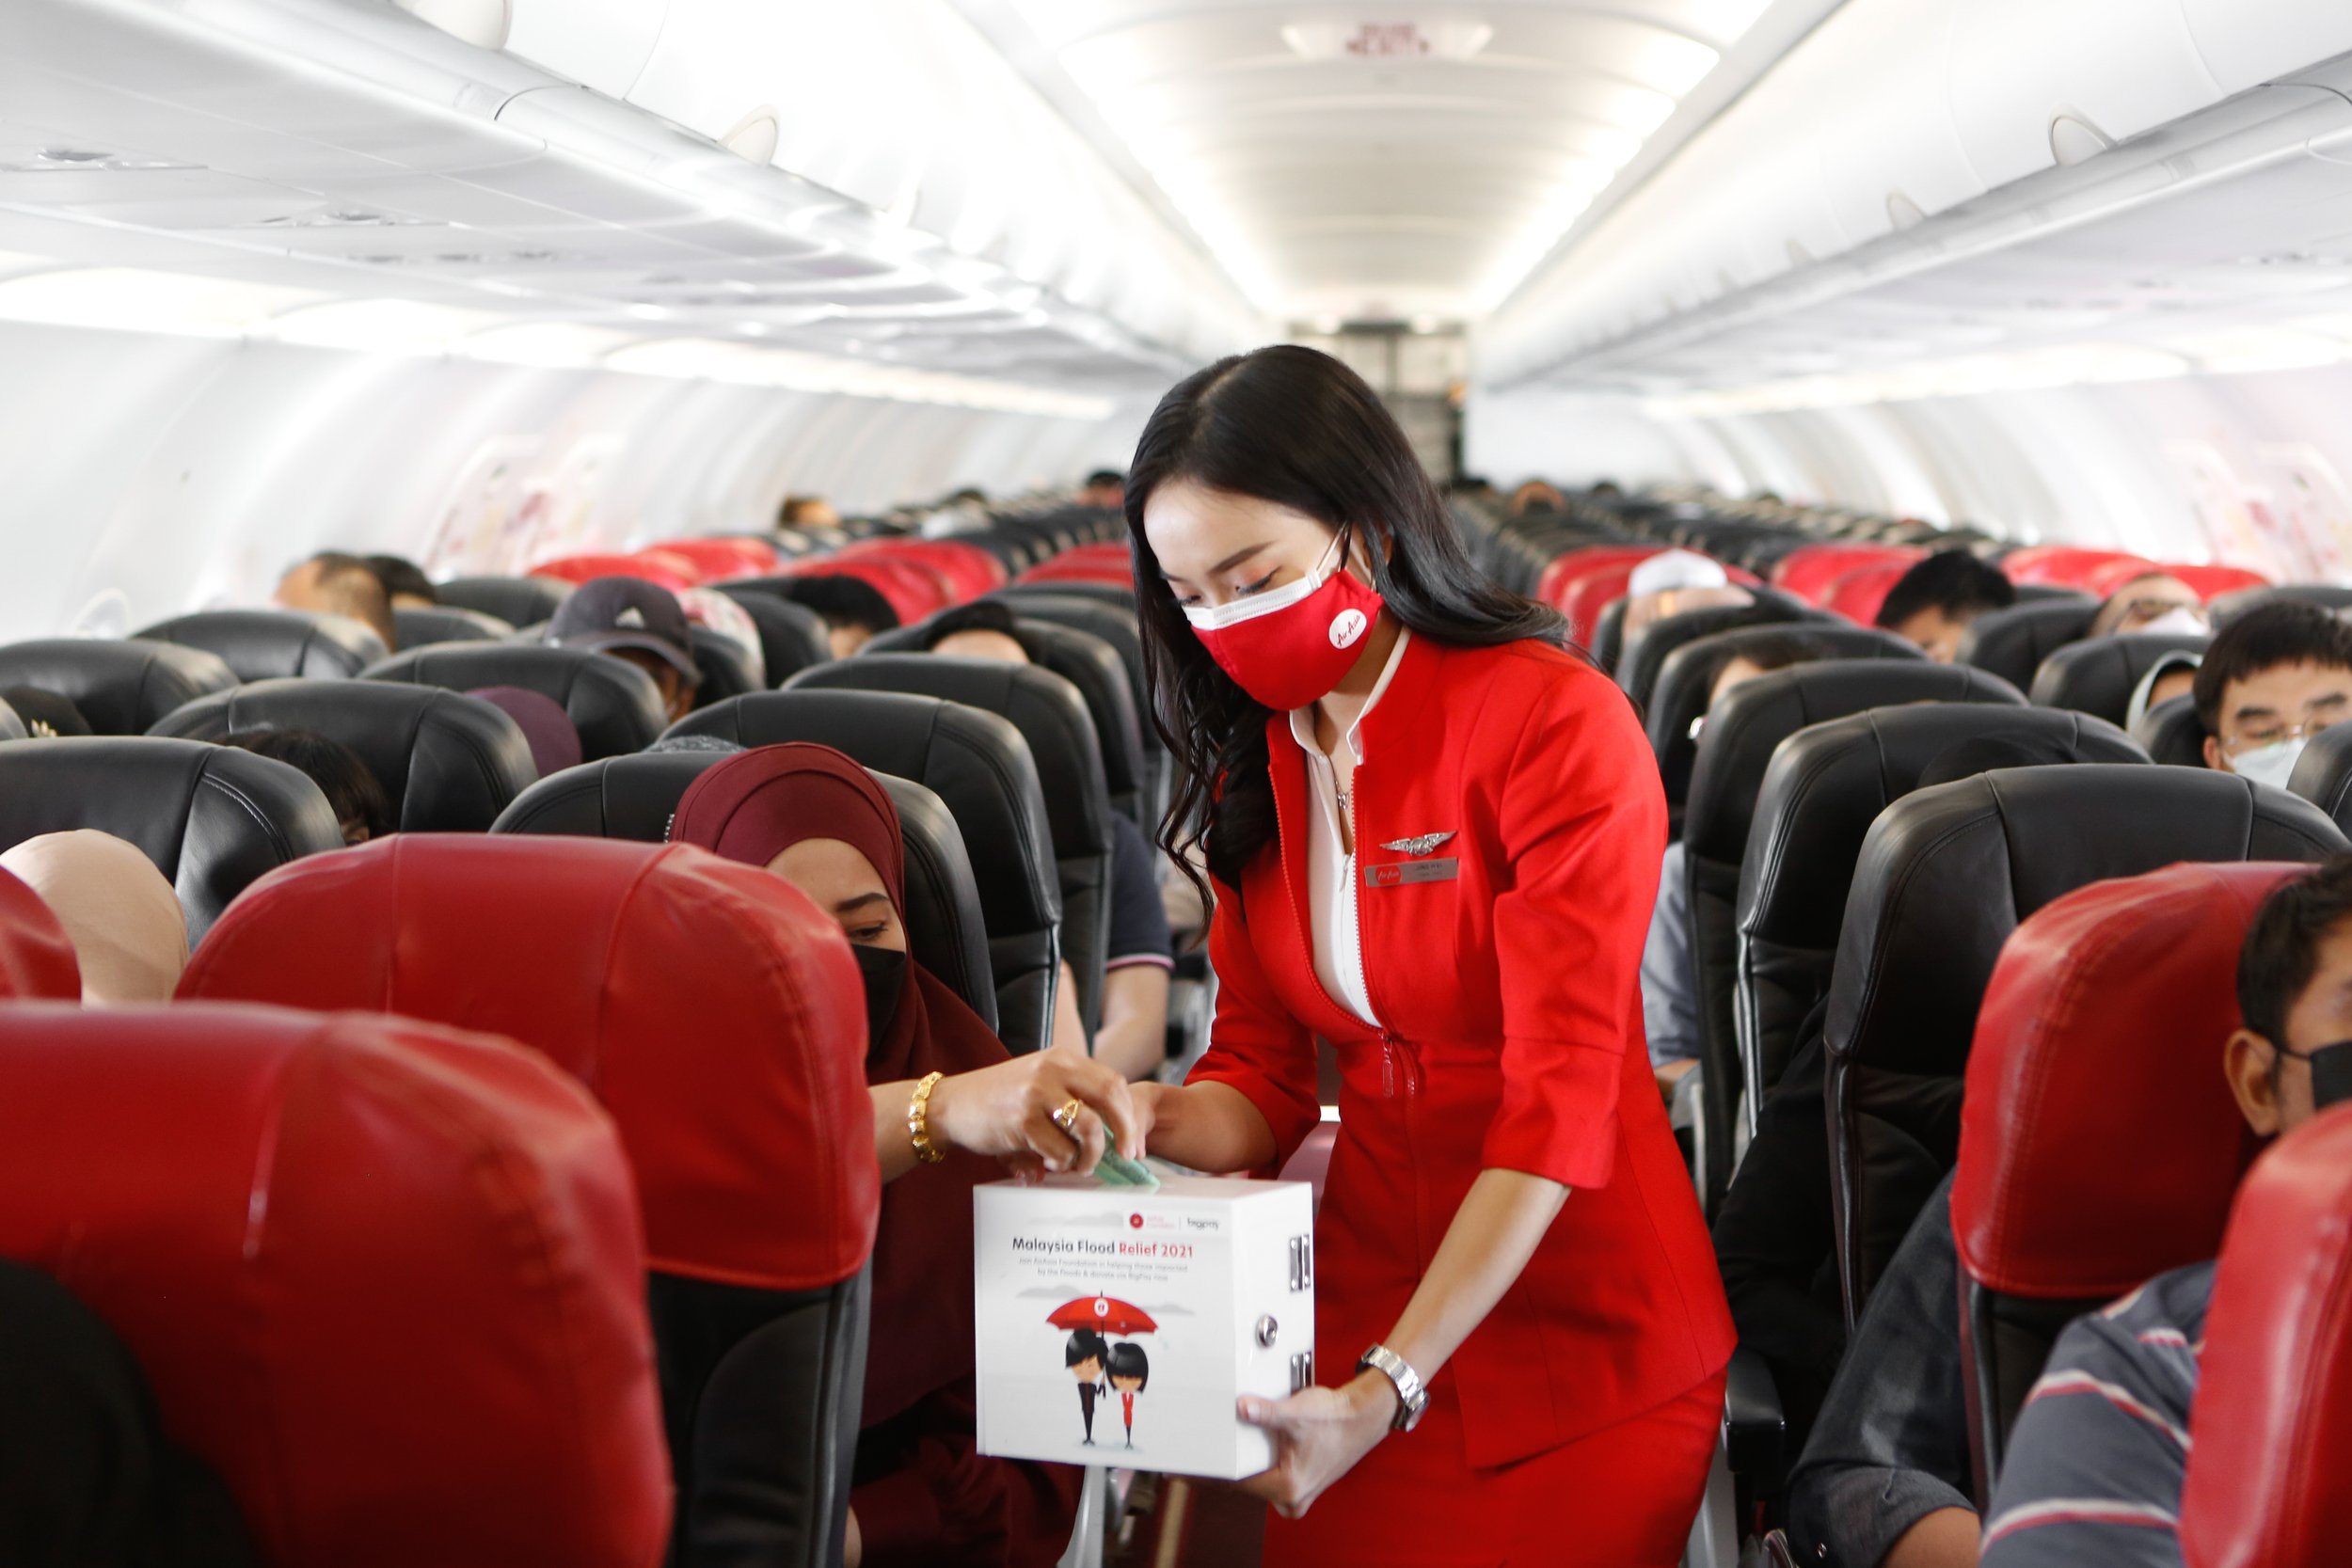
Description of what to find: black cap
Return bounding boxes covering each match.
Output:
[545,577,699,685]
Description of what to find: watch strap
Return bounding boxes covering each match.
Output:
[1357,1343,1428,1433]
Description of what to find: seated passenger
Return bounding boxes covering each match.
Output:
[464,687,582,781]
[544,577,702,724]
[0,1259,257,1567]
[773,575,900,659]
[2,686,89,738]
[0,832,185,1005]
[1976,856,2352,1566]
[666,744,1138,1568]
[676,586,769,689]
[363,554,437,610]
[1643,631,1836,1094]
[222,728,391,847]
[912,601,1176,1078]
[1875,551,2016,663]
[1620,548,1753,647]
[1507,479,1565,515]
[2195,600,2352,782]
[779,494,841,531]
[272,550,398,654]
[1076,469,1125,510]
[2125,649,2202,734]
[2088,571,2205,639]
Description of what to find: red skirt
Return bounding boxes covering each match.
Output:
[1260,1370,1724,1567]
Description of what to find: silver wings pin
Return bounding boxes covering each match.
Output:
[1380,832,1454,857]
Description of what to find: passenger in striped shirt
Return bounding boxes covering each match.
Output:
[1980,856,2352,1566]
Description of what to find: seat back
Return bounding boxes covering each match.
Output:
[363,643,668,759]
[1952,863,2295,1498]
[178,837,880,1568]
[135,610,387,681]
[0,639,236,735]
[2207,582,2352,626]
[713,586,834,683]
[393,605,513,647]
[691,624,764,703]
[990,578,1136,611]
[491,752,998,1030]
[0,1003,670,1567]
[2288,721,2352,834]
[0,737,342,941]
[1956,600,2098,691]
[148,679,536,832]
[2026,631,2213,724]
[788,655,1113,1035]
[666,690,1063,1052]
[1825,767,2344,1319]
[435,575,572,626]
[2180,1105,2352,1568]
[0,693,22,740]
[0,865,79,998]
[2135,692,2209,767]
[1619,596,1820,710]
[984,592,1163,821]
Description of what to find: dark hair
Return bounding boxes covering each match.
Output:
[771,576,900,634]
[2089,571,2188,639]
[1874,551,2016,631]
[1084,470,1125,491]
[1125,346,1563,891]
[1065,1328,1107,1368]
[916,601,1042,663]
[1105,1341,1149,1386]
[2192,602,2352,735]
[1712,629,1836,684]
[365,554,436,604]
[226,727,392,839]
[2237,857,2352,1046]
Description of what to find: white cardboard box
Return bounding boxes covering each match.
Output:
[973,1173,1316,1481]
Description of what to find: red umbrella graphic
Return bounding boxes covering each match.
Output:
[1046,1295,1157,1337]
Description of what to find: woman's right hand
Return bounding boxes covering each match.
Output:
[929,1048,1143,1175]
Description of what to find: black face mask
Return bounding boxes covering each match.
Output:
[2272,1038,2352,1112]
[850,943,909,1056]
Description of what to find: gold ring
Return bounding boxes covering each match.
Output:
[1052,1098,1084,1138]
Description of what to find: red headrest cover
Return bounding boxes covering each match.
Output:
[1954,863,2302,1299]
[2180,1104,2352,1568]
[0,865,78,999]
[0,1002,667,1567]
[180,834,879,1292]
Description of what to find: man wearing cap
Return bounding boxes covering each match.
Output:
[545,577,703,724]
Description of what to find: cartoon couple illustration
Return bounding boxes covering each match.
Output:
[1064,1327,1149,1448]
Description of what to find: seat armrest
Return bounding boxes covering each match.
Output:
[1724,1344,1788,1493]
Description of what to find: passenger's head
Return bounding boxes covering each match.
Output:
[779,495,839,531]
[465,687,582,782]
[1078,469,1126,509]
[1065,1328,1106,1378]
[0,831,185,1005]
[275,551,398,654]
[1622,549,1751,641]
[1106,1340,1149,1391]
[1507,480,1565,516]
[1125,345,1560,886]
[1,687,89,739]
[2229,856,2352,1135]
[545,577,702,722]
[915,601,1041,666]
[365,554,437,610]
[2090,571,2205,639]
[2125,650,2203,734]
[1874,550,2016,662]
[2193,602,2352,780]
[668,743,906,954]
[223,728,391,846]
[1706,630,1836,713]
[774,575,901,659]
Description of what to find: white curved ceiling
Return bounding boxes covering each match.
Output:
[956,0,1789,324]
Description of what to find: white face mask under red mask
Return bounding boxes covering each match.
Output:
[1182,530,1387,710]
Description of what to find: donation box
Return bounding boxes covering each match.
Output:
[974,1174,1316,1481]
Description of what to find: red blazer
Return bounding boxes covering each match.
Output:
[1191,634,1734,1468]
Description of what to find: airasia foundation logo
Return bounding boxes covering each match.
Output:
[1128,1213,1144,1229]
[1328,609,1369,649]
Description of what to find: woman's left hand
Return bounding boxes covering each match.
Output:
[1233,1371,1396,1517]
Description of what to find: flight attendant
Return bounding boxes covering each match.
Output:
[1119,345,1734,1565]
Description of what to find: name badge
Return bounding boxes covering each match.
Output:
[1365,858,1457,888]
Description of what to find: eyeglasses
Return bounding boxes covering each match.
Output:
[2224,701,2350,753]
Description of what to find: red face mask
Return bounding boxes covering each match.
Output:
[1182,531,1387,710]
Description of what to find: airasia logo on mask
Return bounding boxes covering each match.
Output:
[1328,609,1369,649]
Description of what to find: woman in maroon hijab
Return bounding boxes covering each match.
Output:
[669,743,1132,1568]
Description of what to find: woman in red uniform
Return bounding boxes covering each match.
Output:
[1120,346,1734,1565]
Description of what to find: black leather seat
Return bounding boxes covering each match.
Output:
[0,694,23,741]
[1674,661,2026,1208]
[711,587,832,683]
[1824,766,2343,1320]
[1646,624,1922,829]
[2026,632,2212,725]
[1731,701,2137,1126]
[393,606,512,647]
[690,626,763,705]
[0,639,236,736]
[1591,597,1632,676]
[2209,582,2352,626]
[663,690,1064,1053]
[2289,721,2352,835]
[1618,596,1824,712]
[433,576,570,628]
[1003,580,1137,611]
[787,656,1114,1035]
[1956,600,2098,691]
[0,736,341,940]
[491,752,998,1030]
[983,592,1164,823]
[134,610,386,681]
[2134,693,2208,767]
[362,644,667,760]
[148,680,536,832]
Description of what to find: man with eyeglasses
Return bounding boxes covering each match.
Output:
[1977,856,2352,1566]
[2194,601,2352,784]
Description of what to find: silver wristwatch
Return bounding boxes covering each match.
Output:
[1357,1343,1428,1433]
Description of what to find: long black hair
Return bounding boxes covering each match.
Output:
[1125,345,1563,893]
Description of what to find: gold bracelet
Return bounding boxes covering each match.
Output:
[907,1070,946,1164]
